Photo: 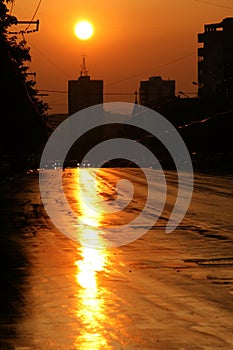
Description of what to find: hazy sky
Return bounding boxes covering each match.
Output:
[9,0,233,114]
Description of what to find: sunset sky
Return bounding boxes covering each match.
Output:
[9,0,233,114]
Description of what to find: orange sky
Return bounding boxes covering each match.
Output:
[9,0,233,114]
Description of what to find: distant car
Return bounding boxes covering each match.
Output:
[102,159,139,168]
[63,160,78,168]
[81,160,91,168]
[63,160,93,168]
[42,160,62,169]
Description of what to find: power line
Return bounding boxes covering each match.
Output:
[106,52,196,87]
[39,90,68,94]
[38,52,196,95]
[104,92,133,95]
[9,0,15,15]
[193,0,233,10]
[27,40,71,78]
[25,0,42,31]
[38,90,135,95]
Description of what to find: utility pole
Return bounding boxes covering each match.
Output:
[8,20,40,35]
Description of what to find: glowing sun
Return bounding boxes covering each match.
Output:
[74,21,94,40]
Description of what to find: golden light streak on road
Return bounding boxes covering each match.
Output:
[76,169,102,226]
[73,168,111,348]
[75,246,110,349]
[72,168,108,247]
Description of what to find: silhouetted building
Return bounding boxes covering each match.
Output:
[198,17,233,102]
[139,76,175,111]
[68,55,103,115]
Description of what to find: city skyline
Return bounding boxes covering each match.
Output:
[9,0,233,113]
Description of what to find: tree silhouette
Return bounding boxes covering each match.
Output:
[1,0,49,119]
[0,0,48,169]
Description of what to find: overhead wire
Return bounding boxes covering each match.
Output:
[106,52,196,87]
[37,52,197,96]
[8,1,42,34]
[25,0,42,31]
[27,40,71,78]
[193,0,233,10]
[39,90,68,94]
[9,0,15,15]
[38,90,135,95]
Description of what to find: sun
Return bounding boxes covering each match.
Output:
[74,21,94,40]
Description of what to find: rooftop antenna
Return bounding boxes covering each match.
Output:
[80,52,89,76]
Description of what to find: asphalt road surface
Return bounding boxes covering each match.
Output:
[0,169,233,350]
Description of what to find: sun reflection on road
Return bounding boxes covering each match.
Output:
[77,168,103,226]
[76,246,106,290]
[75,246,110,349]
[74,169,111,349]
[73,168,110,247]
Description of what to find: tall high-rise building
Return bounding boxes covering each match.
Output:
[139,76,175,110]
[68,54,103,115]
[198,17,233,102]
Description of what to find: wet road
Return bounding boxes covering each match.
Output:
[0,169,233,349]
